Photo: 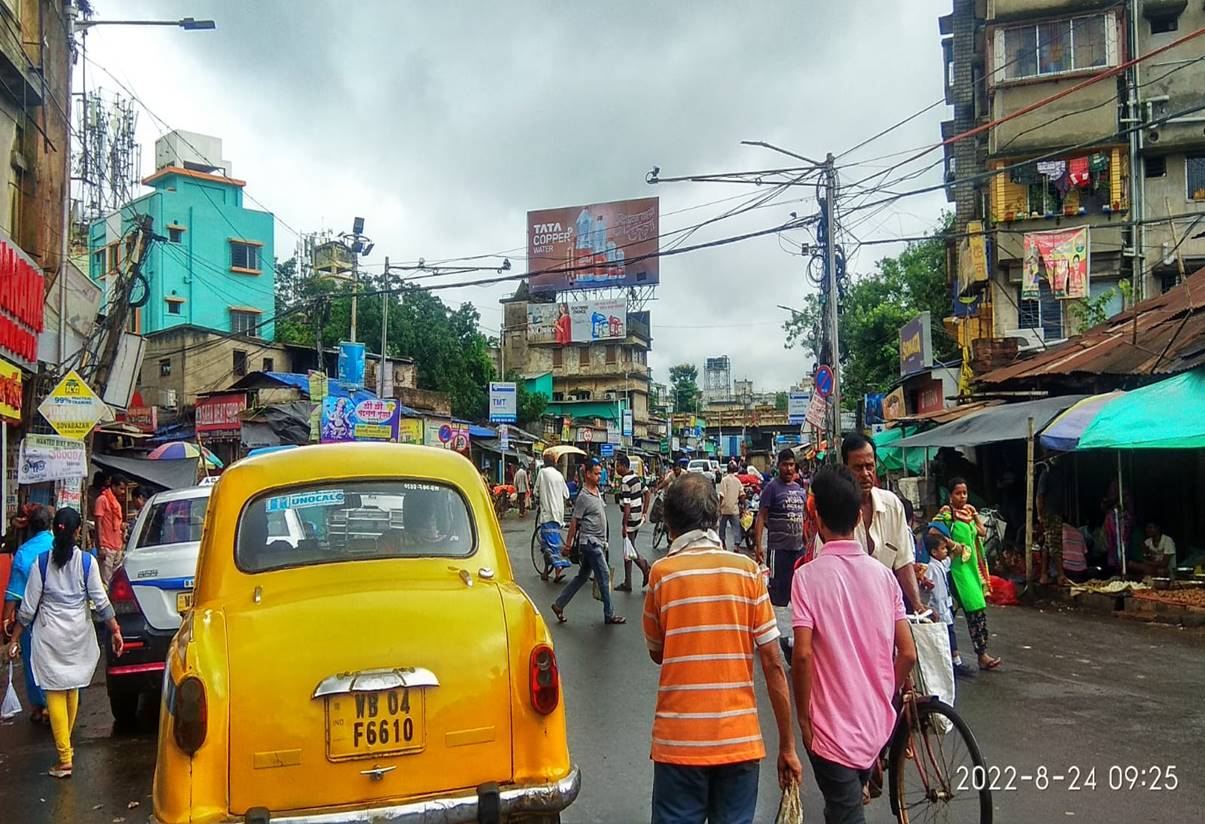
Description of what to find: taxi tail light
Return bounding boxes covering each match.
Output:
[172,676,207,754]
[108,567,141,616]
[529,644,559,715]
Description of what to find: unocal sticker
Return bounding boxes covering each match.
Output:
[265,489,345,512]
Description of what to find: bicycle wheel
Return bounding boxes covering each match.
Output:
[531,525,551,577]
[650,522,666,552]
[889,698,992,824]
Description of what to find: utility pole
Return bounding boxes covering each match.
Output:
[314,298,325,375]
[340,217,373,344]
[379,256,389,397]
[823,153,842,448]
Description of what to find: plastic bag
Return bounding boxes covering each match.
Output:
[623,536,638,561]
[910,620,955,723]
[775,781,804,823]
[2,663,22,721]
[591,556,615,602]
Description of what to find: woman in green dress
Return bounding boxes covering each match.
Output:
[936,477,1002,670]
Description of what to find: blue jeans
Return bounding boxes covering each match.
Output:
[553,542,613,621]
[808,752,870,824]
[651,760,759,824]
[718,514,741,548]
[539,522,571,569]
[20,628,45,710]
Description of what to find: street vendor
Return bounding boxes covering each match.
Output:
[1130,522,1176,578]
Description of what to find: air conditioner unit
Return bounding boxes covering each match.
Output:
[1004,328,1045,352]
[603,391,617,401]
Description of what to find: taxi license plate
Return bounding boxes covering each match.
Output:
[326,689,425,760]
[176,591,194,612]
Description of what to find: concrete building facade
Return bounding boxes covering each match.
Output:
[940,0,1205,371]
[88,131,275,339]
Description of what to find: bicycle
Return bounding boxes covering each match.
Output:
[886,621,993,823]
[647,491,668,551]
[531,519,553,578]
[978,507,1008,572]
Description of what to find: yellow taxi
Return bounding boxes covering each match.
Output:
[152,443,578,824]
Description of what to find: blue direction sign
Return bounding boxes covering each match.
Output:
[814,364,834,398]
[600,443,615,457]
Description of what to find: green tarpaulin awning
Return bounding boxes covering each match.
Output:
[1076,368,1205,449]
[874,427,936,474]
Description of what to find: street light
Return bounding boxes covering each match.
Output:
[59,12,217,366]
[339,218,373,343]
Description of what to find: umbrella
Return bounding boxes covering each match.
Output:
[147,441,224,468]
[1038,391,1125,452]
[1076,368,1205,450]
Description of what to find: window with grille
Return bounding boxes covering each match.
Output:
[605,345,617,364]
[167,299,182,315]
[1018,280,1063,341]
[230,309,260,337]
[262,357,274,372]
[552,348,563,368]
[1188,154,1205,201]
[159,358,172,377]
[578,347,590,367]
[168,226,184,243]
[1145,156,1166,178]
[230,241,261,271]
[1003,14,1108,81]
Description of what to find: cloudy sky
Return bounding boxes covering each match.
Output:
[83,0,951,390]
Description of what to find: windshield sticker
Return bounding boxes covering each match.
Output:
[265,489,345,512]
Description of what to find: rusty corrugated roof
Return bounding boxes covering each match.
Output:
[977,265,1205,385]
[893,399,1004,425]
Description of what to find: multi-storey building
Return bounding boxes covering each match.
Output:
[940,0,1205,371]
[88,131,275,339]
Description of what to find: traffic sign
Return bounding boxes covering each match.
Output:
[38,370,109,440]
[814,364,834,398]
[582,427,593,443]
[600,443,614,457]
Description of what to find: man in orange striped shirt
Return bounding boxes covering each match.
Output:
[643,472,800,824]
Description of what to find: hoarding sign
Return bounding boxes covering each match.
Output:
[1022,226,1089,300]
[527,197,659,294]
[883,387,906,422]
[338,341,366,388]
[0,231,46,368]
[18,434,87,484]
[489,381,517,423]
[499,424,510,451]
[398,417,423,444]
[622,408,634,438]
[899,312,933,377]
[527,298,627,344]
[787,391,808,425]
[805,393,828,429]
[956,220,990,297]
[308,370,327,442]
[196,393,246,433]
[320,397,400,443]
[39,370,109,440]
[599,443,614,457]
[0,357,21,423]
[124,405,158,434]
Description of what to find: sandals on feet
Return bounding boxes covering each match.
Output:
[551,603,567,623]
[605,615,627,625]
[47,764,72,779]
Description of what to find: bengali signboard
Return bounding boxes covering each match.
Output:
[124,405,158,434]
[38,370,109,440]
[195,393,246,433]
[527,298,627,344]
[527,197,659,294]
[804,393,829,430]
[1022,226,1089,300]
[0,356,21,423]
[787,391,808,425]
[0,231,46,368]
[398,417,423,444]
[320,397,401,443]
[18,434,87,484]
[899,312,933,377]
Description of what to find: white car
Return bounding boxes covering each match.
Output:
[103,484,304,723]
[687,458,721,475]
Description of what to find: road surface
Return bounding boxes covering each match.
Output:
[1,503,1202,822]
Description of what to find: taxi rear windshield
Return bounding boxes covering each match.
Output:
[236,481,476,573]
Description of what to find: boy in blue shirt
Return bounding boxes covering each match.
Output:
[923,526,974,680]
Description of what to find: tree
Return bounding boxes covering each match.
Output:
[774,391,788,412]
[275,259,495,420]
[669,363,700,413]
[784,214,956,406]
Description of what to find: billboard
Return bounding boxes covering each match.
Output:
[489,381,517,423]
[527,197,659,294]
[899,312,933,377]
[1022,227,1089,300]
[320,397,400,443]
[527,298,627,344]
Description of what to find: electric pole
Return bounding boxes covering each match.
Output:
[823,153,842,448]
[380,256,389,397]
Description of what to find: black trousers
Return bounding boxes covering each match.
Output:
[808,751,871,824]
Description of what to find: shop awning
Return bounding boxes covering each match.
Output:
[475,438,528,459]
[873,426,935,474]
[1038,391,1125,452]
[1075,368,1205,449]
[894,395,1086,449]
[91,453,199,491]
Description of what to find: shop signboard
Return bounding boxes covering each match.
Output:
[899,312,933,377]
[883,387,907,422]
[599,443,614,457]
[0,231,46,368]
[659,438,670,454]
[124,405,158,434]
[196,393,246,433]
[338,341,366,388]
[606,421,621,445]
[320,397,400,443]
[527,197,659,294]
[622,408,634,438]
[398,417,423,444]
[38,370,109,440]
[488,381,517,423]
[787,391,808,425]
[0,356,21,423]
[499,424,510,451]
[18,434,87,484]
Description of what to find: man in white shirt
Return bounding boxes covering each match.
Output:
[535,453,572,581]
[1134,522,1177,577]
[814,434,924,613]
[514,464,530,516]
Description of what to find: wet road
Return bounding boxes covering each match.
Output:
[2,503,1203,823]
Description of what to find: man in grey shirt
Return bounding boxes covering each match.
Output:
[551,458,625,625]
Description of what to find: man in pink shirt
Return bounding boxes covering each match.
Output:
[791,465,916,823]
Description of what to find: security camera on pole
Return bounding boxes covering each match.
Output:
[339,217,374,343]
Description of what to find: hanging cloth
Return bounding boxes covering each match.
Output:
[1068,157,1091,188]
[1036,160,1066,179]
[1088,152,1110,173]
[1010,164,1043,185]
